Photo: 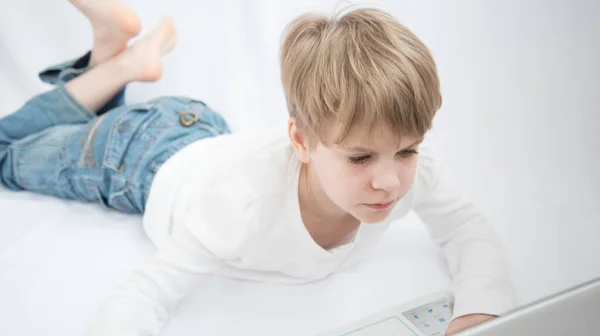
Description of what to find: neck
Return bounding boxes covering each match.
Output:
[298,162,360,249]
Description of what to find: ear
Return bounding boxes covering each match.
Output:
[288,118,311,163]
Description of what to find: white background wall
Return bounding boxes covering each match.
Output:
[1,0,599,332]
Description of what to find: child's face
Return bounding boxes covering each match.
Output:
[308,125,422,224]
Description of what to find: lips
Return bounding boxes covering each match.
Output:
[364,199,396,210]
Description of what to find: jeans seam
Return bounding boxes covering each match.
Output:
[79,122,94,167]
[102,106,132,170]
[82,115,105,168]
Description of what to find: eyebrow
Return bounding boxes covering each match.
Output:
[340,138,424,153]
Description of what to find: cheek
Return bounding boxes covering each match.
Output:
[333,164,359,188]
[322,162,364,197]
[339,165,371,197]
[400,160,419,189]
[314,157,346,186]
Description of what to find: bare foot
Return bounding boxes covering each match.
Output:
[117,16,178,82]
[69,0,142,66]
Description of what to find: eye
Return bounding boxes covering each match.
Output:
[348,155,371,164]
[398,149,419,158]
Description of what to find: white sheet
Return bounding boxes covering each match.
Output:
[1,1,600,335]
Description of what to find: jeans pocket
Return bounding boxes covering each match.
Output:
[102,103,159,172]
[12,129,69,190]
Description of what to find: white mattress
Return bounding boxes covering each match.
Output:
[1,1,600,335]
[0,189,451,335]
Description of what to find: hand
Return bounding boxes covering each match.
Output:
[445,313,496,335]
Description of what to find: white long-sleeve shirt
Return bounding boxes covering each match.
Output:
[88,128,516,335]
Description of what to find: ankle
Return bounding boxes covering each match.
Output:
[90,35,128,67]
[108,54,137,84]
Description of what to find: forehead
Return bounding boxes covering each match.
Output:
[331,125,421,151]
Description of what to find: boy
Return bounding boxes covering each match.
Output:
[0,0,515,335]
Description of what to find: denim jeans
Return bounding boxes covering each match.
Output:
[0,52,231,214]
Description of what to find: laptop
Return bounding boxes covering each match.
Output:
[456,276,600,336]
[319,276,600,336]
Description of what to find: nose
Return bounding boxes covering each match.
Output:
[371,164,401,192]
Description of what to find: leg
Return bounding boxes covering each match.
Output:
[39,0,142,114]
[39,51,127,116]
[0,17,177,190]
[0,96,229,213]
[65,16,177,112]
[69,0,142,66]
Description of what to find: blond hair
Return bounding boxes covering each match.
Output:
[280,7,442,146]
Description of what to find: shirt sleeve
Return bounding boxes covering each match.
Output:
[88,172,262,336]
[412,148,517,319]
[87,223,222,336]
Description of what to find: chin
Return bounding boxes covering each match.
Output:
[355,209,393,224]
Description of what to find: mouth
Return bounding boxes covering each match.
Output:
[364,199,396,211]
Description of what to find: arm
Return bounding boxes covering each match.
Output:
[412,150,516,326]
[88,225,220,336]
